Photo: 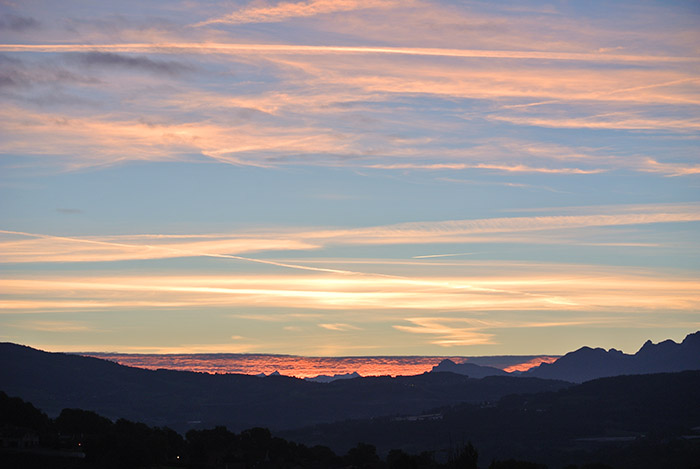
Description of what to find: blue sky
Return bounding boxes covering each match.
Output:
[1,0,699,355]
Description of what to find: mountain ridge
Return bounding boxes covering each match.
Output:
[524,330,700,382]
[429,359,508,378]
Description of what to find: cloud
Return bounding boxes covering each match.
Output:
[2,40,697,175]
[488,113,700,132]
[2,265,699,314]
[393,318,495,346]
[366,163,604,174]
[0,229,320,264]
[0,55,99,89]
[70,51,194,76]
[391,314,676,347]
[196,0,401,26]
[1,204,699,265]
[10,320,92,332]
[0,14,40,31]
[307,208,700,246]
[413,252,474,259]
[640,158,700,177]
[318,323,362,331]
[0,107,349,170]
[2,95,692,179]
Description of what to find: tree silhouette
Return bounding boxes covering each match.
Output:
[448,442,478,469]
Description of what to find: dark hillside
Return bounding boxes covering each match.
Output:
[283,370,700,468]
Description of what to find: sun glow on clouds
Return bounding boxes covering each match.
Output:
[1,0,699,355]
[1,205,699,336]
[2,267,698,315]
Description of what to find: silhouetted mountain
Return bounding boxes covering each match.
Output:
[0,343,568,433]
[305,372,361,383]
[524,331,700,382]
[430,359,507,378]
[283,370,700,469]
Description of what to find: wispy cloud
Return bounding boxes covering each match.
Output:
[367,163,604,174]
[2,266,699,314]
[9,320,93,332]
[393,318,495,346]
[0,14,40,31]
[196,0,401,26]
[412,252,475,259]
[0,54,99,89]
[70,51,194,76]
[392,315,662,347]
[0,107,349,169]
[489,113,700,132]
[2,40,697,173]
[639,158,700,176]
[2,204,699,264]
[318,323,362,331]
[310,209,700,246]
[0,229,319,264]
[1,205,698,264]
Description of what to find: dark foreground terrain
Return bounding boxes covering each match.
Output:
[3,371,700,469]
[4,390,478,469]
[283,370,700,468]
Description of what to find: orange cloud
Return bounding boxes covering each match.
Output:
[640,158,700,176]
[0,229,318,263]
[2,42,696,174]
[366,163,604,174]
[393,318,496,346]
[318,323,362,331]
[196,0,402,26]
[0,107,349,169]
[488,114,700,132]
[2,266,698,314]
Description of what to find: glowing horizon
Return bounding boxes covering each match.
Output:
[74,352,558,379]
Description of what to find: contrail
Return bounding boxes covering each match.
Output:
[0,43,696,63]
[0,229,535,297]
[0,229,358,275]
[412,252,475,259]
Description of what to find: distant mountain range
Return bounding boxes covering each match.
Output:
[430,359,508,378]
[304,371,361,383]
[427,331,700,383]
[522,331,700,382]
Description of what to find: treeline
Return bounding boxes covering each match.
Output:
[2,390,580,469]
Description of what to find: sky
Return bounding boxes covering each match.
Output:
[1,0,699,357]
